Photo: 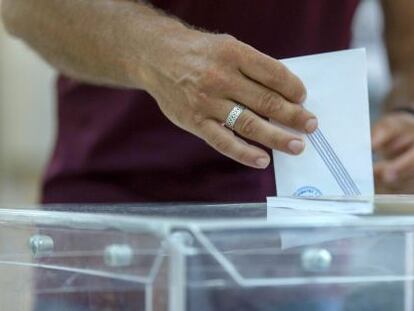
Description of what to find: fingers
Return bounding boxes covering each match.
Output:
[382,135,413,159]
[226,77,317,133]
[373,114,414,190]
[372,117,398,151]
[238,43,306,103]
[232,105,305,155]
[374,160,387,183]
[207,100,305,155]
[371,113,414,151]
[379,148,414,185]
[372,114,414,160]
[375,156,414,194]
[200,119,271,169]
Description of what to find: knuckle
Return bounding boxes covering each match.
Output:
[275,65,289,84]
[218,34,238,49]
[238,115,258,137]
[275,67,306,102]
[191,112,206,128]
[218,33,237,42]
[216,34,239,61]
[204,66,220,83]
[192,91,209,107]
[188,92,209,115]
[286,106,305,127]
[282,84,303,103]
[198,66,228,93]
[291,82,306,102]
[262,76,277,89]
[259,92,283,116]
[209,133,230,153]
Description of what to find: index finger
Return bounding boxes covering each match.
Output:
[383,148,414,183]
[238,43,306,103]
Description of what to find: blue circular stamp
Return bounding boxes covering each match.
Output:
[294,186,322,197]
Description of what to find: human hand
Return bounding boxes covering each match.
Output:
[143,31,317,169]
[372,112,414,193]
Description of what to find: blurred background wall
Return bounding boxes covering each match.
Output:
[0,3,56,203]
[0,0,389,204]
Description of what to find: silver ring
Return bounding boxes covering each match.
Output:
[225,104,245,130]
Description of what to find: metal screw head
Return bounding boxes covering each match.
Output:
[104,244,134,267]
[301,248,333,273]
[29,235,54,258]
[170,231,195,247]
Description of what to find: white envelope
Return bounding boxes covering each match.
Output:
[273,49,374,199]
[267,196,373,214]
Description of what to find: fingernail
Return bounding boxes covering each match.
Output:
[384,170,398,184]
[256,157,270,169]
[288,139,305,154]
[305,118,318,133]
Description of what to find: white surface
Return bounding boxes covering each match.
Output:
[267,196,374,215]
[267,197,372,249]
[351,0,390,116]
[273,49,374,203]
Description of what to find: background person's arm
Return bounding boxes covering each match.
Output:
[1,0,317,170]
[381,0,414,112]
[373,0,414,192]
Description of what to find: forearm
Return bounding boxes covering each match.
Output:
[381,0,414,110]
[1,0,190,89]
[2,0,315,168]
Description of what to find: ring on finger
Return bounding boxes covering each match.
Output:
[225,104,246,130]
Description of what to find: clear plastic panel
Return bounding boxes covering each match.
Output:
[0,199,413,310]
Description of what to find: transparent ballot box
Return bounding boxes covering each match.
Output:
[1,197,414,310]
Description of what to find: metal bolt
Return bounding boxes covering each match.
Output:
[170,231,195,247]
[301,248,332,273]
[104,244,134,267]
[29,235,54,258]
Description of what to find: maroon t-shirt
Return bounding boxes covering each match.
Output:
[41,0,359,204]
